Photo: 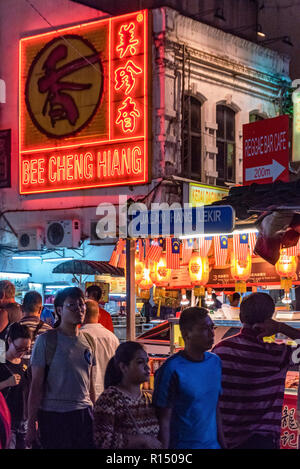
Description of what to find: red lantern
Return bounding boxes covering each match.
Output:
[154,255,171,286]
[188,252,209,286]
[230,253,252,292]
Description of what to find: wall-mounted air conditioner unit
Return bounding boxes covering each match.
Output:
[45,220,81,249]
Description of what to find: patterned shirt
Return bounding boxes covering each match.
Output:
[213,326,293,449]
[93,386,159,449]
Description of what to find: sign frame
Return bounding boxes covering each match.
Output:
[19,10,150,195]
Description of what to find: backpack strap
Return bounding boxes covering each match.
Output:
[44,329,58,379]
[81,332,96,359]
[32,320,45,342]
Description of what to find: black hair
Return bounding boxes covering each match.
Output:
[22,291,42,314]
[86,285,102,302]
[104,341,146,389]
[240,292,275,325]
[232,293,241,302]
[179,306,209,336]
[5,322,32,351]
[53,287,85,328]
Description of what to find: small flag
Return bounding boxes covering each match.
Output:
[181,238,194,265]
[166,238,180,269]
[146,238,163,263]
[144,239,150,267]
[109,238,125,267]
[249,232,257,256]
[117,239,126,268]
[233,233,249,262]
[286,238,300,256]
[138,239,144,261]
[214,235,228,266]
[198,236,213,257]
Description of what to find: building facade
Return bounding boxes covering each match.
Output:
[0,0,290,289]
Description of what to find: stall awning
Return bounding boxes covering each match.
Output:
[52,260,124,277]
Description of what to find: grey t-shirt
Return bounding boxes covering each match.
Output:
[31,330,95,412]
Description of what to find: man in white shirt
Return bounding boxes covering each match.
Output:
[80,300,119,399]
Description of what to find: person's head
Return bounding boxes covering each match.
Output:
[54,287,86,328]
[5,322,32,357]
[84,299,99,324]
[0,308,8,333]
[104,342,150,389]
[86,285,102,303]
[0,280,15,303]
[22,291,42,317]
[230,292,241,307]
[239,292,275,325]
[3,302,22,323]
[179,306,215,352]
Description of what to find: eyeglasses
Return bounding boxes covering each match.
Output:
[64,302,86,311]
[12,341,30,353]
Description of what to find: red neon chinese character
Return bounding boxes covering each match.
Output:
[114,60,142,95]
[115,97,140,133]
[116,22,139,58]
[38,44,99,127]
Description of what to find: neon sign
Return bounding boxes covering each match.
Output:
[19,10,149,194]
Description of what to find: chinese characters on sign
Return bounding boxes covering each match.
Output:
[19,10,149,194]
[280,397,299,449]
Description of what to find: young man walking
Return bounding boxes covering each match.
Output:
[213,292,300,449]
[25,287,96,449]
[81,299,119,399]
[153,307,225,449]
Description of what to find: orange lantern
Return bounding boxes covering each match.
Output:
[275,250,297,291]
[135,256,145,285]
[154,255,171,286]
[230,253,252,293]
[139,267,154,290]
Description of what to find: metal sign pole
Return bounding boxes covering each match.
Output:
[126,238,136,341]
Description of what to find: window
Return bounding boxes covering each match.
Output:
[216,105,235,185]
[182,96,202,179]
[249,112,265,123]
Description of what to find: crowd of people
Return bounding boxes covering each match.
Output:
[0,279,299,450]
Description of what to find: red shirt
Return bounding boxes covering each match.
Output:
[98,306,114,333]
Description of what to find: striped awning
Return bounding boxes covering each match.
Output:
[52,260,124,277]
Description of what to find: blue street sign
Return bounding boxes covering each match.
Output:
[128,205,235,238]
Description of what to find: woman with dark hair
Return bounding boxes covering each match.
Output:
[93,341,161,449]
[0,322,32,448]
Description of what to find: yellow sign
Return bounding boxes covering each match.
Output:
[189,183,228,207]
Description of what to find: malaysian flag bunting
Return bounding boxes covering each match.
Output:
[198,236,213,257]
[286,238,300,256]
[144,238,150,267]
[117,247,126,269]
[109,238,125,267]
[248,232,257,256]
[166,238,180,269]
[138,239,144,261]
[214,235,228,266]
[146,238,163,263]
[233,233,249,262]
[181,238,194,265]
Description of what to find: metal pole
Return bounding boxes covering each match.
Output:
[126,238,136,341]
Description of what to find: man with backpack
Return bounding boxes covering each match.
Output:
[25,287,96,449]
[19,291,52,365]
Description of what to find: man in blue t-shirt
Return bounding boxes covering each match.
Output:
[152,306,225,449]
